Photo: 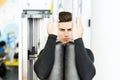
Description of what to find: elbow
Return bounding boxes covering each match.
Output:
[34,61,43,79]
[34,61,41,79]
[80,63,96,80]
[86,64,96,80]
[90,65,96,79]
[34,61,49,79]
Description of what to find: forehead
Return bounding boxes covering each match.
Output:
[58,21,72,29]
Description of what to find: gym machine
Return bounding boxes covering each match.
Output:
[21,10,50,80]
[20,0,91,80]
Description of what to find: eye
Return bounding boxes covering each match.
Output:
[59,28,65,31]
[68,29,72,31]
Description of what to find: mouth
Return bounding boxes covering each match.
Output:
[64,38,70,41]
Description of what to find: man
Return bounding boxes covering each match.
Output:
[34,11,96,80]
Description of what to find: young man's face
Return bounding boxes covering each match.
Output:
[58,21,72,44]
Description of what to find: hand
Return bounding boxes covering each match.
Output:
[47,15,58,36]
[73,16,84,40]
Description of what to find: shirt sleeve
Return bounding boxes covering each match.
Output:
[86,48,95,63]
[74,38,96,80]
[34,34,57,79]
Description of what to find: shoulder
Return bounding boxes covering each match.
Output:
[86,48,95,62]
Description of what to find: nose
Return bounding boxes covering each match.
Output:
[64,31,69,37]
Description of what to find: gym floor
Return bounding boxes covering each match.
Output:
[2,66,18,80]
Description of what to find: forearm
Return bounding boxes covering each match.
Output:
[74,38,96,80]
[34,34,57,79]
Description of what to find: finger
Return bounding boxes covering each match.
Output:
[76,17,80,28]
[49,15,54,23]
[76,16,81,24]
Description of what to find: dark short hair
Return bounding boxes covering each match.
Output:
[59,11,72,22]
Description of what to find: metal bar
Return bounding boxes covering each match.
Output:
[52,0,59,21]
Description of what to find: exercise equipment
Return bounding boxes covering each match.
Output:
[48,41,64,80]
[65,42,80,80]
[48,42,81,80]
[21,10,51,80]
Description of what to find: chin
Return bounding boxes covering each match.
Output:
[60,39,71,44]
[63,41,70,44]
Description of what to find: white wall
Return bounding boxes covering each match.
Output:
[21,0,51,10]
[91,0,120,80]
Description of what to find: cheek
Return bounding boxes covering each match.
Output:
[58,31,63,37]
[69,31,72,36]
[58,30,65,34]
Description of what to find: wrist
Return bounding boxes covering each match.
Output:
[49,34,57,39]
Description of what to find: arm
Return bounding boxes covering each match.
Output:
[34,15,58,79]
[34,34,57,79]
[74,38,96,80]
[86,48,94,63]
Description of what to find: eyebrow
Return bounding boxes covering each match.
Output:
[59,28,65,29]
[59,28,72,30]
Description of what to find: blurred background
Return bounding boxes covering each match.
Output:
[0,0,120,80]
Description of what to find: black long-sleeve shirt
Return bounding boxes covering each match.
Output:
[34,34,96,80]
[74,38,96,80]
